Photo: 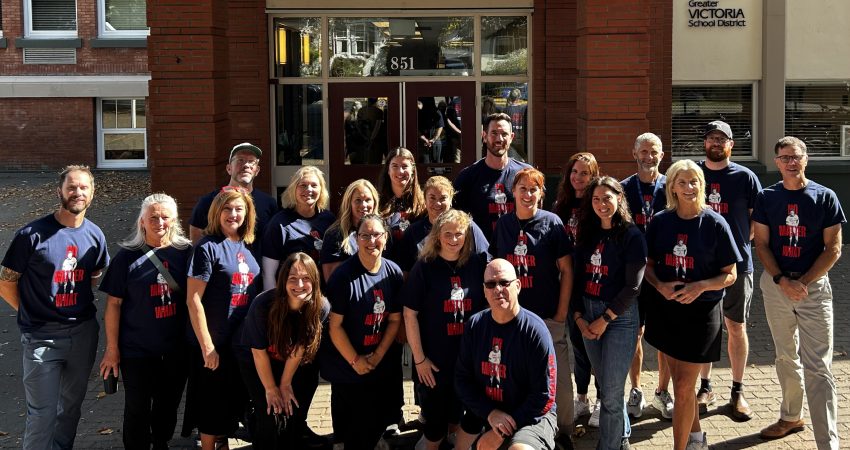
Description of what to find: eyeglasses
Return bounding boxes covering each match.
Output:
[775,154,806,164]
[357,232,386,241]
[483,279,516,289]
[221,186,249,194]
[233,158,260,167]
[705,136,730,144]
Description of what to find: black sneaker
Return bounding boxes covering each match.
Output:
[555,434,574,450]
[300,426,333,449]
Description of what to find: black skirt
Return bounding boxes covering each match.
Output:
[644,289,723,364]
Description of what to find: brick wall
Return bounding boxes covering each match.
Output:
[0,98,96,170]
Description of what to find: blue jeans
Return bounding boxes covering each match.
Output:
[582,298,638,450]
[21,319,99,450]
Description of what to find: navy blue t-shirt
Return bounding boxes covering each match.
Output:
[752,181,846,274]
[455,308,556,428]
[645,209,741,302]
[262,208,336,265]
[621,174,667,233]
[239,288,330,360]
[383,200,418,263]
[697,161,762,273]
[573,226,647,314]
[402,254,487,379]
[397,216,490,272]
[190,188,279,263]
[453,158,532,241]
[100,245,191,358]
[557,197,583,244]
[322,257,404,384]
[491,210,572,319]
[2,214,109,332]
[188,235,261,348]
[320,226,358,267]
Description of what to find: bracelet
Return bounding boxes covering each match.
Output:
[90,271,104,279]
[414,357,426,366]
[349,355,359,366]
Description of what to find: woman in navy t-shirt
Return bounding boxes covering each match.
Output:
[186,188,261,450]
[261,166,335,288]
[324,214,404,449]
[572,177,647,450]
[238,252,329,448]
[321,179,380,281]
[377,147,425,262]
[403,209,487,449]
[98,193,192,450]
[643,160,740,450]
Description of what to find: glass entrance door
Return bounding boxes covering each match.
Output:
[327,81,477,210]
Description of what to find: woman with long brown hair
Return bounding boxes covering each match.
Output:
[238,252,329,448]
[377,147,425,258]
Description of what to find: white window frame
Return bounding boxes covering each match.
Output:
[97,0,149,38]
[24,0,78,38]
[97,98,148,169]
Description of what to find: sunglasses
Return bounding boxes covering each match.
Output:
[221,185,249,194]
[483,279,516,289]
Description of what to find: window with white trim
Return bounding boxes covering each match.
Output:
[25,0,77,37]
[672,84,755,158]
[98,0,148,37]
[98,98,147,168]
[785,82,850,158]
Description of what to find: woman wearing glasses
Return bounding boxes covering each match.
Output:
[186,187,260,450]
[377,147,425,262]
[98,193,192,450]
[261,166,335,289]
[572,176,647,450]
[491,167,575,446]
[320,179,380,281]
[324,214,404,448]
[403,209,488,450]
[644,160,740,450]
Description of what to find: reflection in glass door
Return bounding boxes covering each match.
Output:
[343,97,390,165]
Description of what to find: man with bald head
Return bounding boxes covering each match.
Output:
[455,259,559,450]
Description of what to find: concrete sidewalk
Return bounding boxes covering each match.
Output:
[0,171,846,449]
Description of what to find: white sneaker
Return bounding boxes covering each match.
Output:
[627,388,646,418]
[652,390,674,420]
[573,397,591,421]
[588,399,601,428]
[685,431,708,450]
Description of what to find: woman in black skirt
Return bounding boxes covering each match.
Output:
[643,160,741,450]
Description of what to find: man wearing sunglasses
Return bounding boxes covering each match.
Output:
[455,259,558,450]
[753,137,844,448]
[188,143,279,265]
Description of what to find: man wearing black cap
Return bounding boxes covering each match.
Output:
[189,143,279,264]
[695,121,762,421]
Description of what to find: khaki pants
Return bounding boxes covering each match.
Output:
[759,272,839,450]
[544,318,574,436]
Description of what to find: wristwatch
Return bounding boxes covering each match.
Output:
[601,312,614,323]
[772,273,784,284]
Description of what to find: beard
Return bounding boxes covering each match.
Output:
[60,193,90,214]
[706,146,730,162]
[487,143,508,158]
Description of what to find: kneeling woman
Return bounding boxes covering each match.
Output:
[644,160,740,450]
[323,214,405,448]
[572,177,646,450]
[239,252,328,448]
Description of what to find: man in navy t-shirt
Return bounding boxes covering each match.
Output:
[455,259,557,450]
[189,142,279,266]
[695,121,762,420]
[453,113,531,241]
[0,166,109,450]
[753,137,844,448]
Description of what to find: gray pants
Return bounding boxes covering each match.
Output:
[21,319,99,450]
[544,318,574,436]
[760,272,839,450]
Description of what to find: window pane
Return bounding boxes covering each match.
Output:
[102,99,117,128]
[104,133,145,160]
[328,17,473,77]
[273,18,321,78]
[135,100,146,128]
[275,84,324,166]
[104,0,147,31]
[31,0,76,31]
[482,82,529,162]
[481,16,528,76]
[672,85,753,158]
[785,84,850,157]
[116,100,133,128]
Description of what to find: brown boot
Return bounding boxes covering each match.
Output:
[760,419,805,439]
[729,390,753,421]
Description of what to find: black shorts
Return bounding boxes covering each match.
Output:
[187,347,248,436]
[417,377,463,442]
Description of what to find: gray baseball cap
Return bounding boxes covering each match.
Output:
[229,142,262,160]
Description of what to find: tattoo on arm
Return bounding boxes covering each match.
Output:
[0,266,22,282]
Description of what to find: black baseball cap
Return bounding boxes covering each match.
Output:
[704,121,733,140]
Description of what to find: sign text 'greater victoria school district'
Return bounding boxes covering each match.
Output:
[688,0,747,28]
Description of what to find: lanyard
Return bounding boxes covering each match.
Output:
[635,175,663,220]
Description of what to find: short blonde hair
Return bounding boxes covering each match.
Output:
[281,166,329,211]
[419,209,475,266]
[664,159,706,212]
[204,188,257,244]
[424,176,455,199]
